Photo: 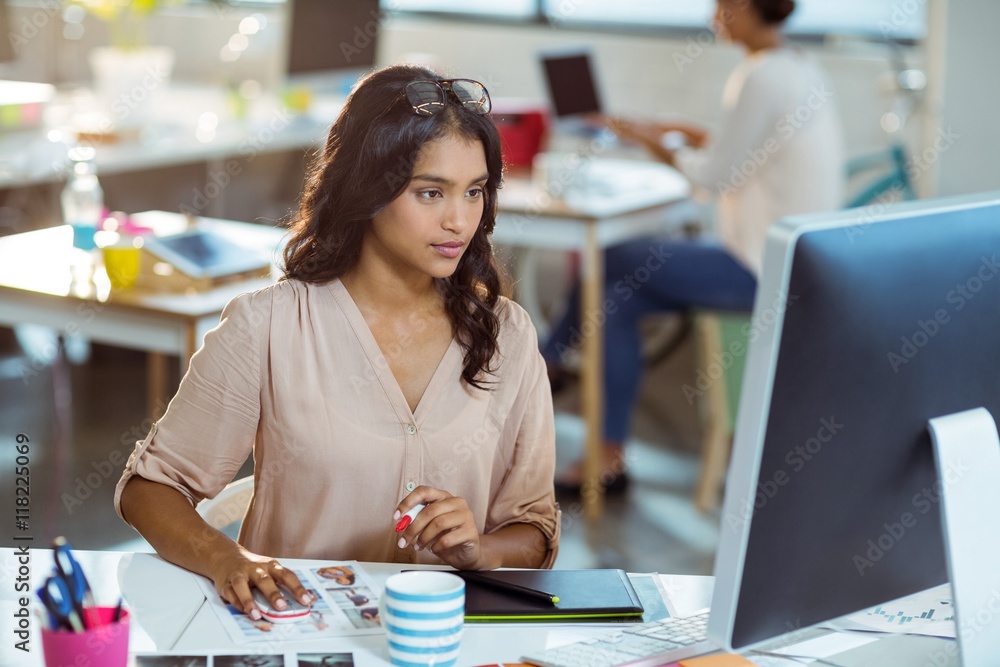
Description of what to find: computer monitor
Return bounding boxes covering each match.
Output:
[709,191,1000,666]
[539,50,602,118]
[283,0,380,95]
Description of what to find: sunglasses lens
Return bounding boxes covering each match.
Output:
[450,80,491,114]
[405,81,447,116]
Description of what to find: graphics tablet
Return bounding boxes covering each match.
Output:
[142,230,270,280]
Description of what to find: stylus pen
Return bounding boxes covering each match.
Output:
[461,571,560,605]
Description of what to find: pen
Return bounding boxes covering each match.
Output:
[395,503,426,532]
[112,598,124,623]
[461,571,560,605]
[33,607,50,632]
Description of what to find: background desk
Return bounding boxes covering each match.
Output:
[0,212,285,418]
[0,548,961,667]
[0,85,336,230]
[494,160,690,518]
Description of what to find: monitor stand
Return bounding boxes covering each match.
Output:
[927,407,1000,667]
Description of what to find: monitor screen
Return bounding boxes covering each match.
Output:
[286,0,379,79]
[709,192,1000,652]
[540,51,602,117]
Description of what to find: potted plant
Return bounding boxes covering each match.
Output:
[72,0,229,131]
[74,0,163,51]
[68,0,174,130]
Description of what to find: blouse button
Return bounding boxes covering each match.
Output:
[406,481,416,492]
[406,424,417,435]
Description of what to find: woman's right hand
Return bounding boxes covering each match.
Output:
[119,478,316,620]
[209,546,315,620]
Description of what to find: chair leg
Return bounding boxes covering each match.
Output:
[696,424,733,513]
[693,314,732,513]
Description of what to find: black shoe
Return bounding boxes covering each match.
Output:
[554,471,629,497]
[545,362,576,395]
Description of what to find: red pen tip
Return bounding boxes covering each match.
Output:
[395,516,412,533]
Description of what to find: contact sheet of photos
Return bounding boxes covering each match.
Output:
[131,651,355,666]
[194,562,383,644]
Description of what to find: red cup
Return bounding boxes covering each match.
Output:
[41,606,130,667]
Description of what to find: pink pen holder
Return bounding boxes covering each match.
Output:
[41,606,130,667]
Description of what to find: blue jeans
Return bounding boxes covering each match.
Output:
[541,238,757,442]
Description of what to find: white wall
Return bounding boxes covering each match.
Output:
[922,0,1000,197]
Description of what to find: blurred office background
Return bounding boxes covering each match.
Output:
[1,0,998,570]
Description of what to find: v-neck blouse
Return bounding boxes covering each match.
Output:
[114,279,560,567]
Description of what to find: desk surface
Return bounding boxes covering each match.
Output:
[498,159,689,220]
[0,549,711,666]
[0,211,284,320]
[0,548,960,667]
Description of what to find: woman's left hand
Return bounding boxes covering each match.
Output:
[394,486,488,570]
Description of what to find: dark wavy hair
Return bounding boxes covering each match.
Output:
[281,64,509,390]
[749,0,795,24]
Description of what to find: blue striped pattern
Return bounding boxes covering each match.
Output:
[389,658,457,667]
[385,621,463,637]
[384,606,462,621]
[386,587,464,604]
[388,640,461,654]
[384,572,465,667]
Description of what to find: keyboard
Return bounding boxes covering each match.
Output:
[521,612,713,667]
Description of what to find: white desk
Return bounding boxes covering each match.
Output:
[0,548,959,667]
[494,159,690,519]
[0,548,709,666]
[0,211,285,418]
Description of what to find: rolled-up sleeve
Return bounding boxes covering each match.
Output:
[484,306,561,568]
[114,291,265,524]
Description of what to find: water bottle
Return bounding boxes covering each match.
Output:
[61,146,104,251]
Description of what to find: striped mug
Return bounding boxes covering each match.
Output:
[381,571,465,667]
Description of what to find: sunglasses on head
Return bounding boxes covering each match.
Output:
[404,79,492,116]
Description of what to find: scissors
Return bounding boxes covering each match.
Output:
[38,538,96,631]
[37,571,85,632]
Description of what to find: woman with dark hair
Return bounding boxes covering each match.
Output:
[115,64,560,620]
[543,0,844,492]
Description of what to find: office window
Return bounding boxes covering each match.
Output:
[543,1,709,28]
[544,1,926,39]
[387,0,927,40]
[384,0,536,19]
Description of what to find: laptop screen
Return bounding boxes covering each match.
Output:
[540,52,602,117]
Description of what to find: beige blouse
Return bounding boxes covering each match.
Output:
[114,279,561,567]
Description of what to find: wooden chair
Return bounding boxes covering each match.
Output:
[196,476,254,536]
[692,311,750,512]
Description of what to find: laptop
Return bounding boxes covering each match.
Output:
[539,50,603,119]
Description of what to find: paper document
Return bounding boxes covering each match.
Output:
[132,650,355,666]
[824,583,956,639]
[629,572,674,623]
[194,562,384,644]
